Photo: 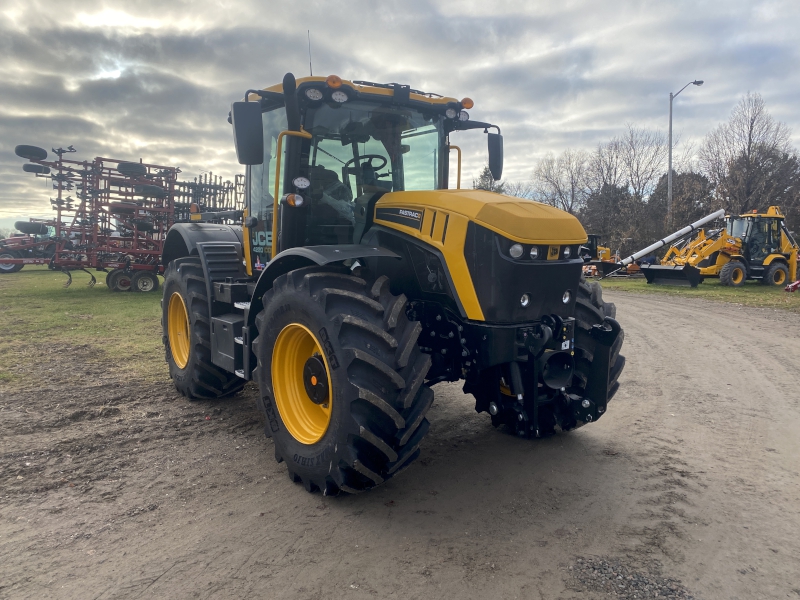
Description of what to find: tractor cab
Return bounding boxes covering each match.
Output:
[726,212,784,264]
[239,75,503,269]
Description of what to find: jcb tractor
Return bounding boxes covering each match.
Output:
[161,73,625,495]
[640,206,798,288]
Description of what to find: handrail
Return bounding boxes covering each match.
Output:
[272,128,312,258]
[449,145,462,189]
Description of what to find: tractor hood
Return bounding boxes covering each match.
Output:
[374,189,587,245]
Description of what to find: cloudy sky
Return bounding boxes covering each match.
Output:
[2,0,799,229]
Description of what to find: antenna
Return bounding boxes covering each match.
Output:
[307,30,313,76]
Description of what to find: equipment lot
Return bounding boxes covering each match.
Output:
[1,271,799,599]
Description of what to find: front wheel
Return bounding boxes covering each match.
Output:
[719,261,746,287]
[161,257,245,399]
[253,266,433,495]
[0,251,23,273]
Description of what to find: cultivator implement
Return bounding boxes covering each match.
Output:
[11,144,244,291]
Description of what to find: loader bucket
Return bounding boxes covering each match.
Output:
[640,264,703,288]
[597,261,623,277]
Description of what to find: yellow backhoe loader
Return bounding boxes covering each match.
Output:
[640,206,798,287]
[160,73,625,495]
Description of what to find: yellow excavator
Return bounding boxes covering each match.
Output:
[160,73,625,495]
[639,206,798,287]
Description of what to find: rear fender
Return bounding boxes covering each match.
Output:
[162,223,244,266]
[762,253,788,268]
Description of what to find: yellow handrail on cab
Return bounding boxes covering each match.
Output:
[272,128,312,259]
[449,145,462,189]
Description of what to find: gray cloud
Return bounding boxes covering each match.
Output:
[2,0,799,227]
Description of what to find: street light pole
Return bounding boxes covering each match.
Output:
[667,79,704,228]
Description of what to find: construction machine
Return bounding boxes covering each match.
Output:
[160,73,625,495]
[638,207,798,288]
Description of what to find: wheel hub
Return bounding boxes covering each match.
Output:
[303,355,329,406]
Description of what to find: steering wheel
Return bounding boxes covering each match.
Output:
[342,154,388,172]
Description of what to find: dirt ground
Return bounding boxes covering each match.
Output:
[2,291,799,599]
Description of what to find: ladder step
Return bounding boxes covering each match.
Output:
[234,301,251,310]
[235,369,245,379]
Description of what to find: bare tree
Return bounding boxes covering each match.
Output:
[503,180,535,199]
[699,92,794,213]
[589,137,625,192]
[619,124,668,200]
[531,149,592,214]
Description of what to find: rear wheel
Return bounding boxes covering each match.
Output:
[132,270,159,292]
[108,270,132,292]
[762,263,789,286]
[253,266,432,495]
[720,261,746,287]
[0,251,23,273]
[161,257,245,399]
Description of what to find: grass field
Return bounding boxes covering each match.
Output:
[0,266,165,387]
[2,265,798,388]
[598,274,800,313]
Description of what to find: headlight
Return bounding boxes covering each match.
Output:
[293,176,311,189]
[445,108,458,119]
[509,243,523,259]
[563,246,571,258]
[331,90,348,103]
[304,88,323,101]
[530,246,539,259]
[459,110,469,121]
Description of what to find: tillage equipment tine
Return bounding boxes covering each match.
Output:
[61,268,72,288]
[81,268,97,287]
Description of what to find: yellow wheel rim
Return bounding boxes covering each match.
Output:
[168,292,191,369]
[732,267,744,285]
[773,268,786,285]
[272,323,333,445]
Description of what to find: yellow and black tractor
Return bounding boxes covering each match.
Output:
[640,206,799,287]
[160,73,625,495]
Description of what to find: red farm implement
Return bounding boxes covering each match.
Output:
[9,144,243,291]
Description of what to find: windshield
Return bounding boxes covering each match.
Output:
[726,217,748,239]
[298,101,445,246]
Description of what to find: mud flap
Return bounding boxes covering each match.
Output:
[582,317,622,422]
[640,264,702,287]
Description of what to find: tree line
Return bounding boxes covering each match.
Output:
[474,92,800,257]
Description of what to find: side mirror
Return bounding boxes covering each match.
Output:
[488,132,503,181]
[231,101,264,165]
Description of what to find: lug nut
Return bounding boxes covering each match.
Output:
[517,413,524,421]
[581,399,590,408]
[489,402,499,416]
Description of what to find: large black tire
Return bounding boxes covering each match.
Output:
[573,277,625,401]
[253,266,433,495]
[15,144,47,161]
[22,163,50,175]
[161,257,245,399]
[134,184,166,198]
[14,221,49,235]
[117,161,148,178]
[0,250,23,273]
[719,261,746,287]
[132,270,159,293]
[107,202,138,215]
[761,263,789,286]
